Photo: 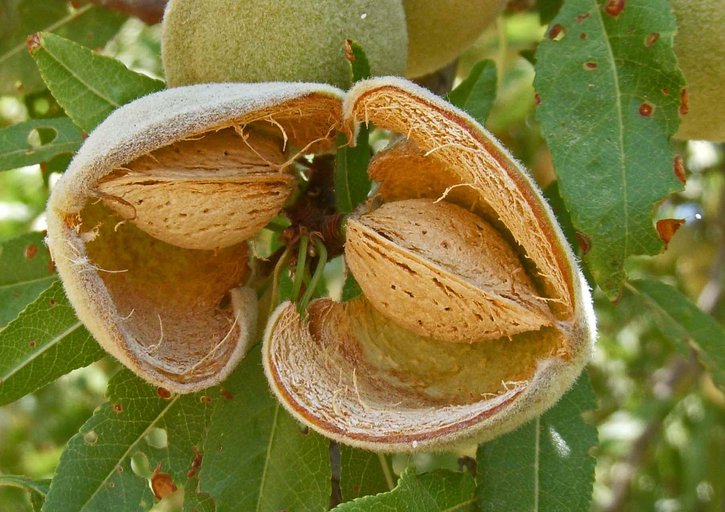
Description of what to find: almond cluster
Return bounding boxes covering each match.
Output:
[47,78,595,450]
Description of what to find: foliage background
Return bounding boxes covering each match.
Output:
[0,1,723,511]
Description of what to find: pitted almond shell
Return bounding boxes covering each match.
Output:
[263,78,596,451]
[345,198,553,342]
[46,82,344,392]
[97,129,295,250]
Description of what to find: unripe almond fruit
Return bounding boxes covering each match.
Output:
[161,0,408,89]
[403,0,507,78]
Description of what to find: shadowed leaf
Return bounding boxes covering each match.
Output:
[630,279,725,391]
[199,347,331,511]
[477,375,597,512]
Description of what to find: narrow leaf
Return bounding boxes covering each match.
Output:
[0,231,57,328]
[447,60,497,125]
[537,0,565,24]
[339,447,393,502]
[535,0,685,297]
[0,1,126,95]
[44,370,213,512]
[0,281,103,406]
[341,273,363,303]
[0,117,82,172]
[333,469,476,512]
[477,374,597,512]
[200,347,331,511]
[345,39,372,83]
[334,128,372,214]
[630,279,725,391]
[29,32,164,132]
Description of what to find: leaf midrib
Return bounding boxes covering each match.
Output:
[534,416,541,511]
[77,394,182,511]
[37,36,121,110]
[592,0,629,264]
[0,275,57,291]
[0,4,93,65]
[256,402,281,512]
[0,140,79,160]
[0,320,82,381]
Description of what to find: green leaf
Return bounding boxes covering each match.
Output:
[534,0,685,297]
[339,447,393,502]
[0,475,50,512]
[334,468,476,511]
[537,0,564,24]
[345,39,371,83]
[477,374,597,512]
[0,1,127,96]
[0,231,57,328]
[0,117,82,172]
[44,370,213,512]
[0,281,103,406]
[183,479,215,512]
[446,60,497,125]
[29,32,164,132]
[200,347,331,511]
[629,279,725,391]
[334,127,372,214]
[341,273,363,303]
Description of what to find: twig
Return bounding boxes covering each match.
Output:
[413,60,458,96]
[85,0,167,24]
[329,441,342,508]
[602,354,698,512]
[697,152,725,312]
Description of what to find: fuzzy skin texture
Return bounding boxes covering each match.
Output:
[46,82,345,393]
[672,0,725,141]
[403,0,506,78]
[162,0,408,89]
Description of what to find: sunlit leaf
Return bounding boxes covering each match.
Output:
[29,32,164,132]
[630,279,725,391]
[200,347,331,511]
[44,370,213,511]
[333,468,476,511]
[0,231,57,327]
[535,0,685,297]
[341,273,363,303]
[0,1,126,96]
[477,374,597,512]
[0,117,82,172]
[0,281,102,406]
[447,60,497,125]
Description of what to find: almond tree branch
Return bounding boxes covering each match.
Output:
[697,150,725,312]
[602,354,699,512]
[85,0,168,24]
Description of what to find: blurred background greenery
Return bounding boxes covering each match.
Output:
[0,6,723,512]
